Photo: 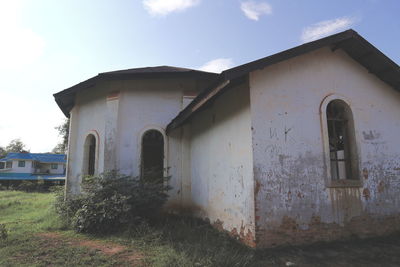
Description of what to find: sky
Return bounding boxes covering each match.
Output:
[0,0,399,152]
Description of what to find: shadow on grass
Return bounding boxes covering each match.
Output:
[93,214,400,267]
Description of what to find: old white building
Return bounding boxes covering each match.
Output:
[54,30,400,248]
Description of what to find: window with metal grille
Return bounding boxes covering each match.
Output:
[326,100,358,180]
[18,161,25,167]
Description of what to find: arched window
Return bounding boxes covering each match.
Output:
[141,129,164,179]
[83,134,96,176]
[326,100,358,180]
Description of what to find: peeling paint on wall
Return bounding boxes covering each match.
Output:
[250,47,400,247]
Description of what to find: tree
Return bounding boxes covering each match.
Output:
[0,147,6,158]
[53,119,70,154]
[5,139,29,153]
[0,139,29,159]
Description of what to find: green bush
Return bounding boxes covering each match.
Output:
[56,171,171,234]
[16,179,49,192]
[17,181,39,192]
[53,186,84,227]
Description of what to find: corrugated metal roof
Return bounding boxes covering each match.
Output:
[0,153,66,163]
[166,29,400,132]
[54,66,218,117]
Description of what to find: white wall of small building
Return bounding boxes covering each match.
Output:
[0,160,65,175]
[249,47,400,246]
[116,79,199,177]
[2,160,33,173]
[170,83,256,246]
[66,77,210,195]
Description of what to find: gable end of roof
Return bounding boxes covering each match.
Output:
[167,29,400,132]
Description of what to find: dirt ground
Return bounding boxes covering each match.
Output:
[254,234,400,267]
[37,232,144,266]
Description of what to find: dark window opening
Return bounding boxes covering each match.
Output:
[141,130,164,180]
[88,135,96,176]
[83,134,96,176]
[327,100,357,180]
[18,161,25,167]
[6,161,12,168]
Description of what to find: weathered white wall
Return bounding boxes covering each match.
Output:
[66,77,208,195]
[66,85,107,194]
[249,47,400,246]
[175,83,256,246]
[117,79,196,177]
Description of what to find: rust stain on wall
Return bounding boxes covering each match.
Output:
[212,220,256,247]
[362,188,370,200]
[362,168,369,179]
[377,181,385,193]
[329,187,363,223]
[255,180,261,196]
[256,214,400,248]
[212,219,224,231]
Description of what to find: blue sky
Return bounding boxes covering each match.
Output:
[0,0,399,152]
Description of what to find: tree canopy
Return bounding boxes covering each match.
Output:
[52,119,70,154]
[0,139,30,158]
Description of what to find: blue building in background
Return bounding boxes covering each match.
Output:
[0,153,66,182]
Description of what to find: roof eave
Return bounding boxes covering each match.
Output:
[166,29,400,132]
[53,70,218,118]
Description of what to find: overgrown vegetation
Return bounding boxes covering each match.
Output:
[56,171,170,234]
[0,191,119,266]
[1,190,400,266]
[0,179,57,193]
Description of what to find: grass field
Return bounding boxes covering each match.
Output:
[0,190,256,267]
[1,190,400,267]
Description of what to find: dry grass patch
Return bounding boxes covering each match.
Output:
[37,232,144,266]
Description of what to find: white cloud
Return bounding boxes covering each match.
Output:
[0,1,45,70]
[199,58,234,73]
[143,0,200,16]
[241,1,272,21]
[301,17,356,43]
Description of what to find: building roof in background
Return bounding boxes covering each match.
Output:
[166,29,400,132]
[54,66,218,117]
[0,153,66,163]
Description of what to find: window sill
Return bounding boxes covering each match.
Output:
[326,179,362,188]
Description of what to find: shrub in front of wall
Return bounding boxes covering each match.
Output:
[53,186,85,228]
[56,171,171,234]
